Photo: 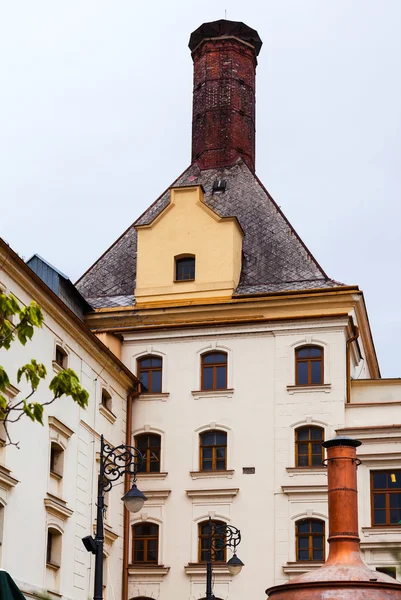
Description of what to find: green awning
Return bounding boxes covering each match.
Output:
[0,571,26,599]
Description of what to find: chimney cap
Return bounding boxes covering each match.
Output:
[322,435,362,449]
[189,19,263,56]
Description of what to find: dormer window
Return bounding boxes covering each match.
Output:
[175,256,195,281]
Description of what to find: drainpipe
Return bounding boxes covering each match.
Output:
[122,384,141,600]
[346,325,359,404]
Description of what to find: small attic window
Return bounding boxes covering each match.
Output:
[175,256,195,281]
[212,179,227,193]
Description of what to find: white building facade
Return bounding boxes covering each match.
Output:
[0,240,140,600]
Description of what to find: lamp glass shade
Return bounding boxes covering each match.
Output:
[227,554,244,576]
[121,483,147,513]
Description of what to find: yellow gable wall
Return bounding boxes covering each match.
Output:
[135,186,243,306]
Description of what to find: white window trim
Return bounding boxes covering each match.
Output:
[287,418,330,469]
[193,423,232,473]
[289,338,330,387]
[195,343,233,391]
[130,515,164,566]
[132,426,165,474]
[288,512,328,564]
[132,349,168,394]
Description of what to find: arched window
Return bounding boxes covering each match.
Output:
[198,520,227,563]
[296,519,325,561]
[137,355,162,394]
[295,346,323,385]
[175,255,195,281]
[46,527,62,567]
[201,351,227,390]
[295,426,324,467]
[132,523,159,564]
[200,430,227,471]
[134,433,161,473]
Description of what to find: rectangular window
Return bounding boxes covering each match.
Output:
[371,470,401,526]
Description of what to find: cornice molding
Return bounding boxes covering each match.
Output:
[0,465,19,490]
[44,494,73,520]
[282,485,327,495]
[186,488,239,500]
[142,489,171,501]
[184,563,232,577]
[128,565,170,580]
[48,416,74,439]
[190,470,235,480]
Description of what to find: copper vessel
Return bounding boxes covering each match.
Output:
[266,436,401,599]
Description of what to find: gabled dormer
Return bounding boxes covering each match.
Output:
[134,185,243,307]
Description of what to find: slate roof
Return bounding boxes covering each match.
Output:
[76,159,345,308]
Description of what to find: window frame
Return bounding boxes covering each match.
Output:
[198,520,227,563]
[137,355,163,394]
[134,433,161,474]
[295,518,325,562]
[201,351,228,391]
[46,527,62,568]
[50,442,64,478]
[199,430,227,472]
[175,255,195,282]
[55,345,67,369]
[101,389,113,413]
[370,470,401,527]
[295,345,324,386]
[132,522,159,565]
[295,425,324,468]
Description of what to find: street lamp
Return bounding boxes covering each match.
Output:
[205,517,244,600]
[82,435,147,600]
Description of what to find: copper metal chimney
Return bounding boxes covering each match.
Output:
[266,436,401,599]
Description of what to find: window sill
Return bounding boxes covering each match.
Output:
[52,361,65,374]
[136,471,168,481]
[99,403,117,424]
[137,393,170,402]
[287,384,331,394]
[46,562,60,571]
[50,470,63,481]
[190,470,234,480]
[191,389,234,400]
[174,279,195,283]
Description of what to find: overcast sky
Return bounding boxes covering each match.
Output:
[1,1,400,377]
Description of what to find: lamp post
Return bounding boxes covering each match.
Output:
[82,435,147,600]
[205,517,244,600]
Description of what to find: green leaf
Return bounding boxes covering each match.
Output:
[0,394,7,420]
[0,366,10,393]
[17,360,47,390]
[50,369,89,409]
[23,401,35,422]
[32,403,44,425]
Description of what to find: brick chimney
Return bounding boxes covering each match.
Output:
[189,20,262,172]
